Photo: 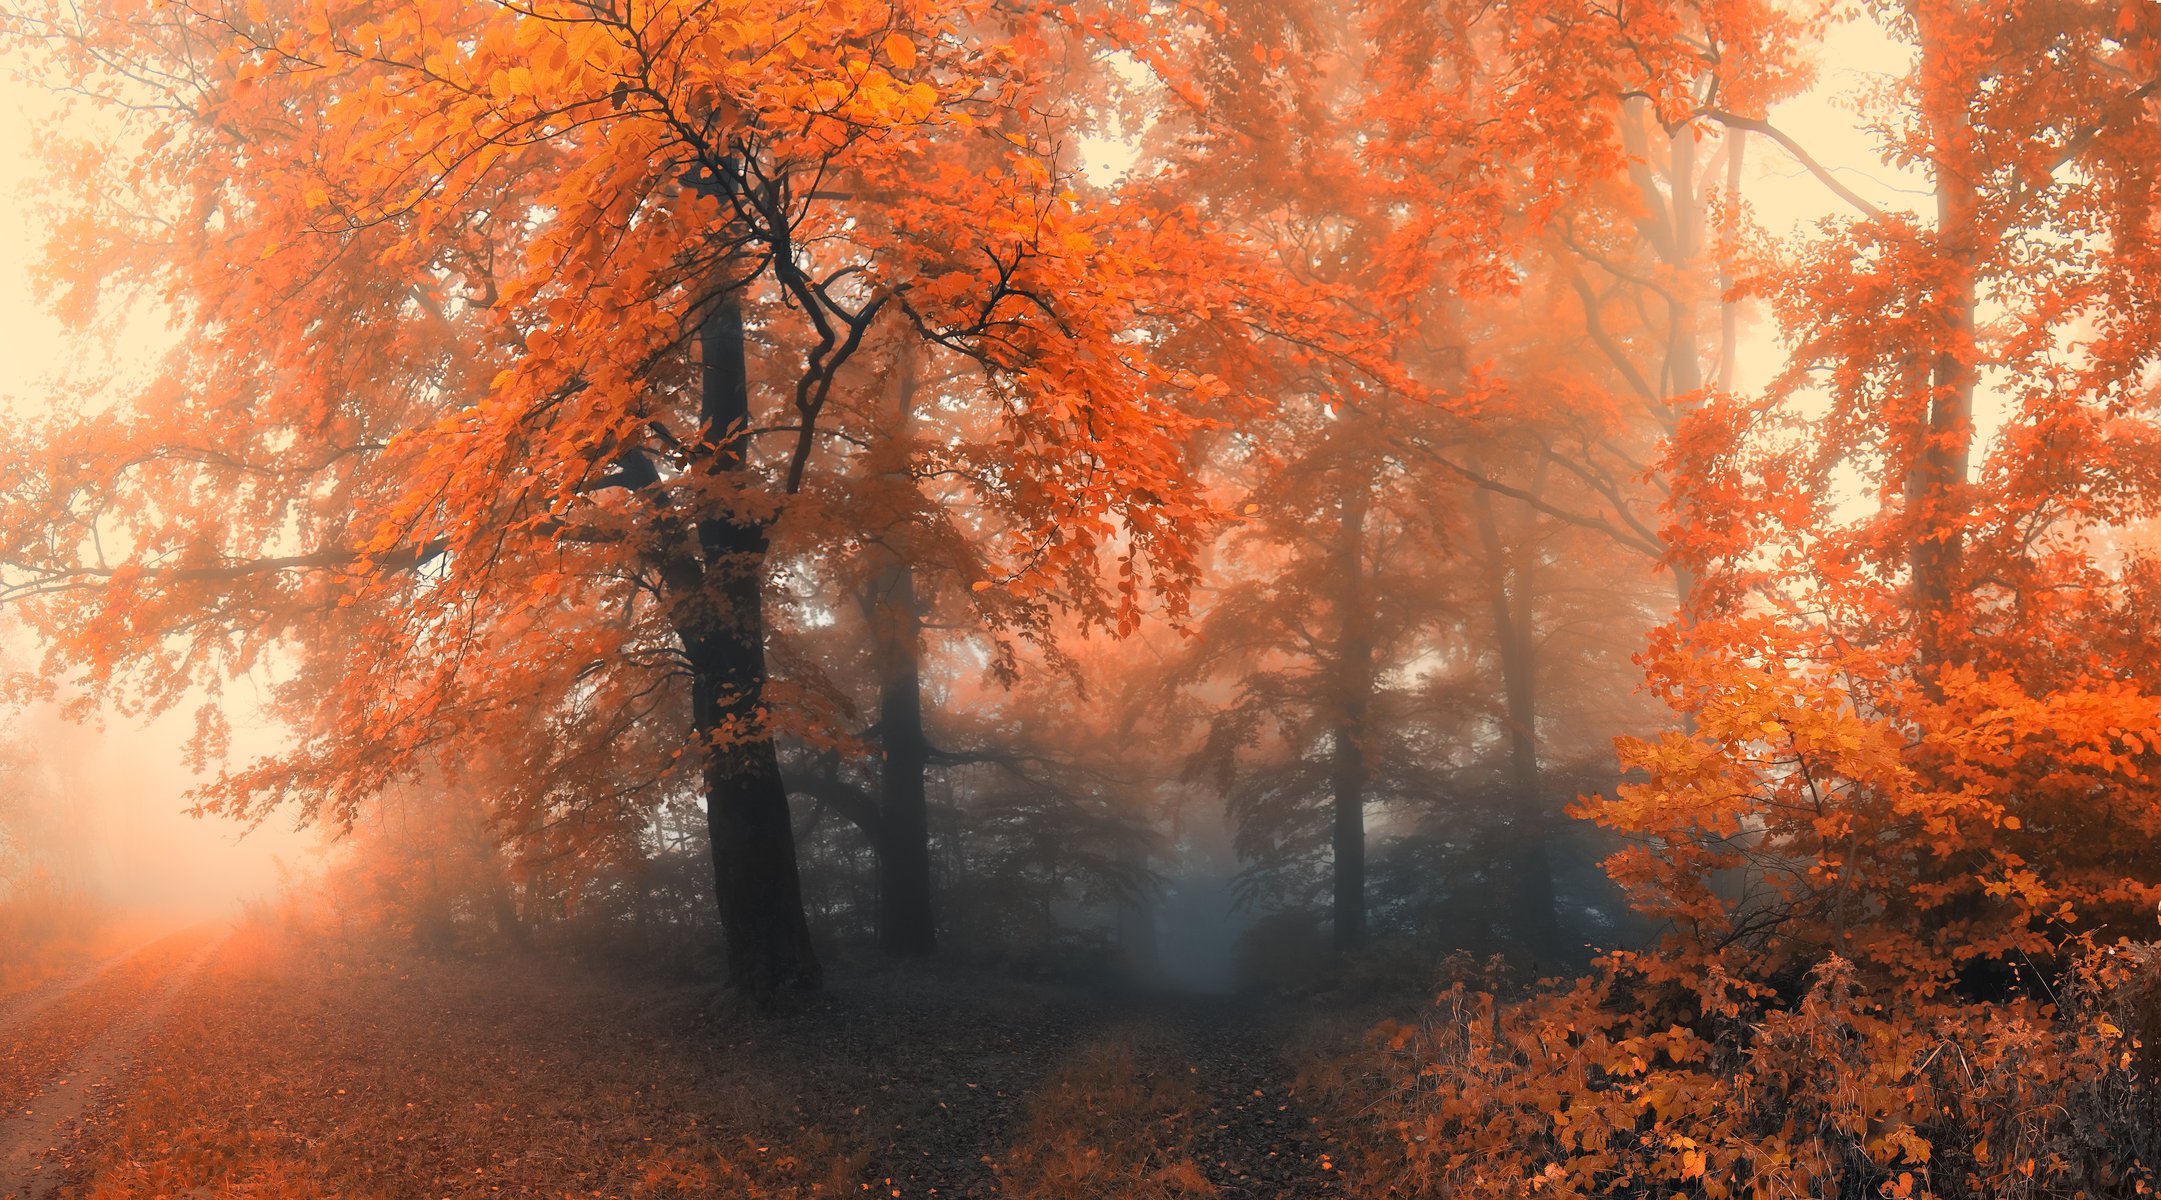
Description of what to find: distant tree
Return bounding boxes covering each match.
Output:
[770,340,1060,958]
[0,717,96,951]
[1348,0,1816,960]
[787,627,1163,963]
[1172,397,1474,950]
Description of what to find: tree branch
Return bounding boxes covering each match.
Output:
[1700,110,1892,223]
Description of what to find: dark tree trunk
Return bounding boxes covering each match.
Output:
[870,557,937,955]
[658,292,821,995]
[1329,727,1369,952]
[489,881,527,947]
[1331,489,1372,952]
[843,350,938,956]
[1473,485,1563,958]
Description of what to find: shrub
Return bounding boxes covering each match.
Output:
[1318,945,2161,1199]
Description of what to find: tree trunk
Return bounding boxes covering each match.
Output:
[847,349,939,956]
[1472,484,1563,957]
[489,879,527,948]
[1330,488,1373,952]
[1620,102,1726,620]
[1661,113,1711,621]
[1716,131,1747,395]
[870,557,938,955]
[1909,0,1979,689]
[1664,117,1706,401]
[664,292,821,995]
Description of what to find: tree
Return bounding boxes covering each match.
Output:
[1122,0,1486,954]
[1179,402,1467,951]
[0,0,1349,991]
[774,340,1020,957]
[786,612,1165,962]
[1591,0,2161,993]
[1349,0,1824,960]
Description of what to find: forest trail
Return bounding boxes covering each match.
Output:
[0,929,179,1037]
[5,936,1365,1199]
[1161,996,1349,1198]
[0,928,221,1200]
[782,974,1353,1198]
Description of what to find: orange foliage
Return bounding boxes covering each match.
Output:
[0,0,1391,988]
[1589,0,2161,993]
[1327,947,2161,1198]
[1,0,2158,1187]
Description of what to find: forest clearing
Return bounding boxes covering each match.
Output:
[3,0,2161,1195]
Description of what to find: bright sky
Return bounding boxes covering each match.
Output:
[0,71,71,402]
[1752,11,1926,228]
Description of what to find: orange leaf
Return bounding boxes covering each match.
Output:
[883,32,917,71]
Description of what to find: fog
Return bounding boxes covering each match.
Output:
[11,699,317,918]
[4,3,2158,1197]
[0,0,2097,1004]
[0,10,1903,969]
[1,78,310,934]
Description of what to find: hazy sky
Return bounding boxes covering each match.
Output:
[1,70,70,397]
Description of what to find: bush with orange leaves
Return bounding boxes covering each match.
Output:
[1321,945,2161,1199]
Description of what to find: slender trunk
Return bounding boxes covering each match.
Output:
[1892,1,1986,974]
[1472,485,1562,956]
[1619,102,1718,618]
[1678,127,1746,623]
[490,879,526,948]
[665,292,821,994]
[1910,0,1979,689]
[1330,488,1372,952]
[1665,123,1706,400]
[1659,127,1711,622]
[856,350,937,955]
[1716,131,1747,394]
[871,557,937,954]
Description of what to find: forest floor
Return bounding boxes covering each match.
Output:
[0,921,1378,1200]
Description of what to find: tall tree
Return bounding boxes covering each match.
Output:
[1179,400,1470,950]
[1593,0,2161,992]
[1352,0,1816,952]
[0,0,1346,991]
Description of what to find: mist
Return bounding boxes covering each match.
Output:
[5,699,315,919]
[4,1,2160,1198]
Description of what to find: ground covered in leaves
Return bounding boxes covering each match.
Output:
[1,923,1364,1199]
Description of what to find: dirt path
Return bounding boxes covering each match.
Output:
[0,931,220,1200]
[799,980,1353,1199]
[1161,996,1348,1199]
[0,933,174,1038]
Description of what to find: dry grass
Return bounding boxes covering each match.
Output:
[990,1027,1217,1200]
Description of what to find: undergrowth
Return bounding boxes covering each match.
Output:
[1309,944,2161,1199]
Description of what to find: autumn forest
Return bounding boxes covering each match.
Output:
[0,0,2158,1195]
